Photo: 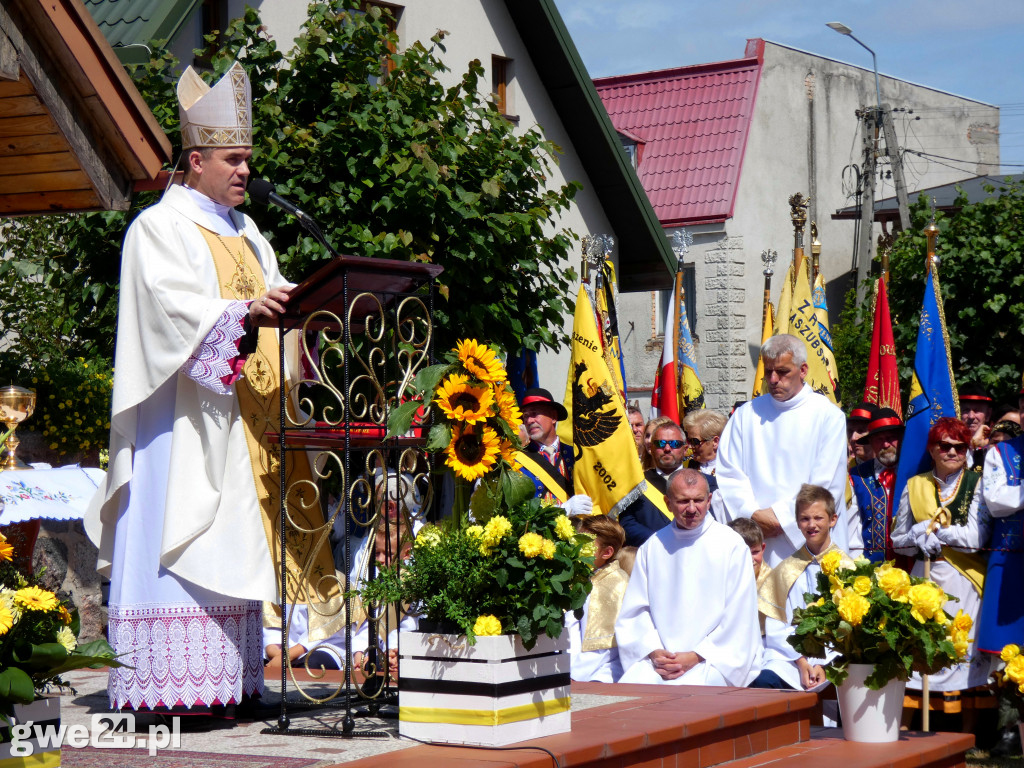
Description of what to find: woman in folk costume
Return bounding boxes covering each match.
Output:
[890,418,991,713]
[84,62,338,719]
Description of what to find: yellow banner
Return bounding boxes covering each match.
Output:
[775,263,794,336]
[789,257,840,404]
[752,301,774,398]
[565,287,647,517]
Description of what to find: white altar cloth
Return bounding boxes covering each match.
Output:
[0,466,104,523]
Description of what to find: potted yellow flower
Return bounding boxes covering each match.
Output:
[789,555,969,742]
[374,339,594,745]
[0,531,125,762]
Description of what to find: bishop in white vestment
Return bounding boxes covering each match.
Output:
[615,469,762,686]
[85,63,336,713]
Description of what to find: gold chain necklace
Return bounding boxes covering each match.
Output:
[212,231,260,300]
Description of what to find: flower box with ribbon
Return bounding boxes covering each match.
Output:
[398,630,570,746]
[1,697,61,767]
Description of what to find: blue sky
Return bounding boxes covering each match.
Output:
[553,0,1024,174]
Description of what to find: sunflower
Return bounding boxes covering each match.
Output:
[436,374,494,425]
[456,339,507,383]
[0,534,13,563]
[0,605,12,635]
[494,386,523,430]
[445,424,500,481]
[14,586,58,612]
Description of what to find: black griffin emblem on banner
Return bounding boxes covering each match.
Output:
[571,360,621,460]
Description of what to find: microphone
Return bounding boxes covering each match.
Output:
[248,178,313,225]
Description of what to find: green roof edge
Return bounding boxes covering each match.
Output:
[503,0,676,289]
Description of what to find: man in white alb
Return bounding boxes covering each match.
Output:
[716,334,849,567]
[85,62,337,719]
[614,469,762,686]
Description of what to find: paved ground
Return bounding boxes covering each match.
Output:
[51,668,630,766]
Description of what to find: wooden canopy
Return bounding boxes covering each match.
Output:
[0,0,171,216]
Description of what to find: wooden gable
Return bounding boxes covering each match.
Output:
[0,0,171,216]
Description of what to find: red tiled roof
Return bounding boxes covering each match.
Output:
[595,41,764,227]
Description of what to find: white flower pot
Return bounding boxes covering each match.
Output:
[398,630,570,746]
[836,663,905,742]
[1,697,61,766]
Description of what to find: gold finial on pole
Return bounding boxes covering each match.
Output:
[810,222,822,281]
[789,193,809,287]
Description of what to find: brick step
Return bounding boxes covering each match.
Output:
[724,727,973,768]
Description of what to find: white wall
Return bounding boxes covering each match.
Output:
[685,41,998,411]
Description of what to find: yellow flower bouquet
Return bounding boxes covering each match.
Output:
[0,532,124,717]
[789,558,969,689]
[993,644,1024,715]
[363,339,594,647]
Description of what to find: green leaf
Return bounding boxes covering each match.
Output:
[425,422,451,453]
[413,364,451,398]
[0,668,34,705]
[385,399,423,439]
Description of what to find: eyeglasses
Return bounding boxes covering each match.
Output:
[687,436,711,448]
[935,440,968,455]
[653,439,684,450]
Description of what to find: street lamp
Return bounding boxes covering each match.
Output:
[826,21,882,121]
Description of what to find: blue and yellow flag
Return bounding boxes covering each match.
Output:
[893,268,960,504]
[673,267,705,413]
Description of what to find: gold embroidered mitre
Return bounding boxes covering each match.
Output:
[177,61,252,149]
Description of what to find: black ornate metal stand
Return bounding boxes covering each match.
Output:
[262,255,442,738]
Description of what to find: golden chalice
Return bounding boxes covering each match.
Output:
[0,385,36,471]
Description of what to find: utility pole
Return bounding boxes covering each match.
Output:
[856,108,877,303]
[880,104,911,231]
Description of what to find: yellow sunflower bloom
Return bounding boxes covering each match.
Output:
[494,387,523,429]
[14,586,58,612]
[473,615,503,636]
[0,534,13,563]
[456,339,507,383]
[436,374,494,425]
[445,424,501,481]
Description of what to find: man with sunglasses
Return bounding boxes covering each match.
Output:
[645,423,688,496]
[717,334,849,567]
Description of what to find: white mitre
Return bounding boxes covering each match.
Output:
[177,61,252,149]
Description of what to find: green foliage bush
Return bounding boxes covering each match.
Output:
[0,2,582,457]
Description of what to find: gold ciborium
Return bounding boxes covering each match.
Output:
[0,385,36,471]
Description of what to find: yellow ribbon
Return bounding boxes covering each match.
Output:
[400,696,570,726]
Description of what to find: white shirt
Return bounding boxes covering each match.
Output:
[716,384,849,567]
